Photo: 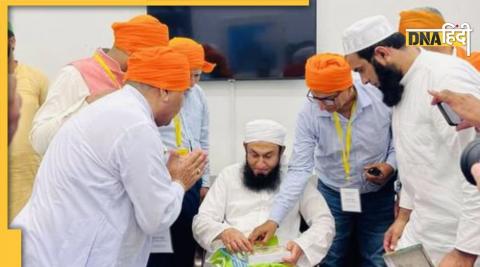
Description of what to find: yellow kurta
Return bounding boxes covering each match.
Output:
[9,63,48,222]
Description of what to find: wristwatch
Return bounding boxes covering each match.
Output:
[394,179,402,193]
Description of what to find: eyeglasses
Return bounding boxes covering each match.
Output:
[191,72,202,79]
[306,90,340,105]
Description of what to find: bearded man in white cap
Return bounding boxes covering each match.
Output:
[192,119,335,267]
[342,15,480,267]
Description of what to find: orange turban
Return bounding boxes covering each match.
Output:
[456,47,480,71]
[168,37,216,73]
[112,15,169,54]
[305,53,353,93]
[124,46,190,92]
[468,52,480,71]
[398,10,445,36]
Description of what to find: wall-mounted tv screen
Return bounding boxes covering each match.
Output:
[148,2,316,81]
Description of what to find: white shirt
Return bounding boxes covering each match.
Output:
[192,163,335,267]
[158,84,210,187]
[394,50,480,265]
[151,84,211,253]
[30,65,90,155]
[12,85,184,267]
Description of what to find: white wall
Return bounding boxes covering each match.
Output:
[10,7,146,79]
[10,1,480,176]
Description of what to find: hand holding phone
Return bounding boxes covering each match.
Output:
[437,102,461,126]
[364,163,394,186]
[367,167,382,176]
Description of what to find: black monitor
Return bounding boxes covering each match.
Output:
[148,2,317,80]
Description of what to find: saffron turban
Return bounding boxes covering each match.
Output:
[305,53,353,93]
[398,10,445,37]
[124,46,190,92]
[112,15,169,54]
[399,10,480,71]
[169,37,216,73]
[467,52,480,71]
[456,47,480,71]
[244,120,287,146]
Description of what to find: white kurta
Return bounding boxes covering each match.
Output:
[393,50,480,265]
[152,84,211,253]
[30,65,90,155]
[192,163,335,267]
[12,85,184,267]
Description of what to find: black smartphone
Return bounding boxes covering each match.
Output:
[367,167,382,176]
[437,102,461,126]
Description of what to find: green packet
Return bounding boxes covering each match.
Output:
[208,236,292,267]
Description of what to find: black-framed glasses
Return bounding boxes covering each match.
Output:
[191,71,202,80]
[192,73,202,78]
[306,90,340,105]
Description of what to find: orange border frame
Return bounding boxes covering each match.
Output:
[1,1,308,266]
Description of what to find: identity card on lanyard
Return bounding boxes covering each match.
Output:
[340,188,362,212]
[333,101,362,213]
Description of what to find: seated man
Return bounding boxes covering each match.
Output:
[193,119,335,267]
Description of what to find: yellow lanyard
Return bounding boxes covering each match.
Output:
[93,52,121,89]
[332,101,357,181]
[174,115,182,147]
[174,115,189,155]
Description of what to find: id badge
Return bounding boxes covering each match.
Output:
[340,188,362,213]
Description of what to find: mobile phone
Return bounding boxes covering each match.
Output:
[367,167,382,176]
[437,102,461,126]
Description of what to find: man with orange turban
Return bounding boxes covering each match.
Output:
[398,7,480,71]
[249,53,397,267]
[147,37,215,267]
[11,46,208,267]
[30,14,170,155]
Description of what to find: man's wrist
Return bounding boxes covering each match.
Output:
[217,228,230,241]
[267,219,279,228]
[396,209,411,224]
[385,161,396,171]
[173,179,187,191]
[221,228,235,239]
[395,218,408,227]
[394,179,402,193]
[381,162,395,176]
[454,248,478,263]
